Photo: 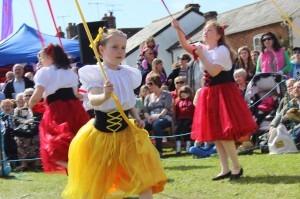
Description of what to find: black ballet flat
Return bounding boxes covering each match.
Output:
[230,168,244,180]
[212,171,231,181]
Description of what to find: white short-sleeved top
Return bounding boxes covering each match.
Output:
[34,65,79,98]
[198,44,232,71]
[78,64,142,112]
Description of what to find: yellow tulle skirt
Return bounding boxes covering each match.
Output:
[62,119,167,199]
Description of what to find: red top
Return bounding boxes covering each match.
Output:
[175,98,195,119]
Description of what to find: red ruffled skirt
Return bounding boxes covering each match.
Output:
[39,99,90,173]
[191,82,258,142]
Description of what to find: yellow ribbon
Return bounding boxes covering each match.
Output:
[271,0,300,36]
[74,0,138,131]
[89,27,103,48]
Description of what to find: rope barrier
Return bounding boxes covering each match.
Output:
[149,132,191,138]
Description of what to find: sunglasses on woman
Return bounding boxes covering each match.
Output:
[175,81,185,85]
[262,37,273,42]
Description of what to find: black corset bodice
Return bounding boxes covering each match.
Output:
[203,70,234,86]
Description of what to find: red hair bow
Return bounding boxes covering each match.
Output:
[221,24,229,35]
[46,43,54,57]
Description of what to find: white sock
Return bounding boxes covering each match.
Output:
[176,140,182,152]
[186,141,191,152]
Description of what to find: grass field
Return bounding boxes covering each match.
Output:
[0,149,299,199]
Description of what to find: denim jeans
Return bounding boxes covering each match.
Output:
[144,118,171,153]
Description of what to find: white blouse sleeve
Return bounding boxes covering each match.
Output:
[123,65,142,89]
[78,65,104,92]
[213,45,232,71]
[34,67,51,88]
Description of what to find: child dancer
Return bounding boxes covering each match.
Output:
[174,85,195,154]
[172,19,257,180]
[62,29,166,199]
[29,43,90,173]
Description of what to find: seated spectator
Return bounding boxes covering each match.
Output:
[250,50,260,69]
[0,99,18,170]
[235,46,256,81]
[277,78,296,115]
[14,93,41,172]
[290,47,300,79]
[144,74,172,157]
[135,85,149,120]
[256,91,278,125]
[189,141,217,158]
[171,76,187,101]
[145,58,167,84]
[174,85,195,155]
[233,68,248,97]
[0,71,15,92]
[167,53,191,91]
[269,81,300,147]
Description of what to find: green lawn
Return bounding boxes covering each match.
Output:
[0,150,299,199]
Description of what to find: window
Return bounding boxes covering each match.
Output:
[253,34,263,52]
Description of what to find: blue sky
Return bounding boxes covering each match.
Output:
[1,0,258,36]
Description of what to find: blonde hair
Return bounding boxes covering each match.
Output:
[1,99,14,109]
[145,36,156,47]
[96,29,127,52]
[233,68,247,80]
[151,58,163,74]
[174,76,186,84]
[15,93,24,101]
[139,85,149,98]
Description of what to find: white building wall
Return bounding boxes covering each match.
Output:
[291,10,300,48]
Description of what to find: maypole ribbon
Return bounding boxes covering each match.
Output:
[161,0,194,43]
[271,0,300,36]
[46,0,63,48]
[74,0,138,131]
[29,0,44,47]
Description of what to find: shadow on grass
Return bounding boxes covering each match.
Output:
[230,175,300,184]
[164,165,213,171]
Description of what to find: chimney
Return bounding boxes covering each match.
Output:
[204,11,218,22]
[56,26,65,38]
[184,4,200,11]
[102,12,116,29]
[66,23,77,39]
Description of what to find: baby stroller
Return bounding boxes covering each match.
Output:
[245,72,286,149]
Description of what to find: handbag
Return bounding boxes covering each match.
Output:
[268,123,298,154]
[13,123,39,138]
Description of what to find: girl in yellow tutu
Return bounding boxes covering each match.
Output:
[62,29,167,199]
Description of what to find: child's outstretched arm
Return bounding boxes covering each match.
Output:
[171,19,195,54]
[129,108,145,129]
[88,80,114,106]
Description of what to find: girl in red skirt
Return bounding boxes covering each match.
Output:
[172,19,257,180]
[29,43,89,173]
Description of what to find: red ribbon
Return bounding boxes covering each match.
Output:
[29,0,44,47]
[46,0,63,48]
[160,0,194,44]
